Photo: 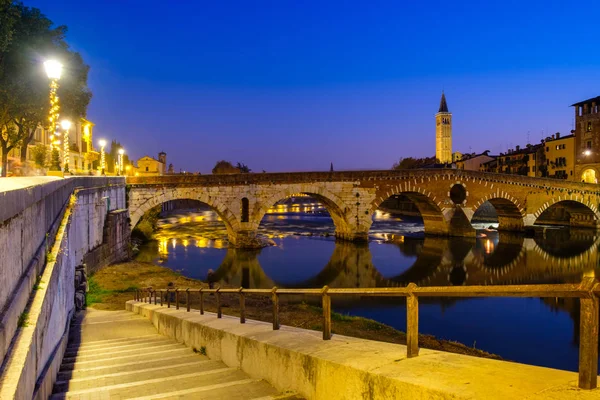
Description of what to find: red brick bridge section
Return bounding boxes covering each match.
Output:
[126,169,600,247]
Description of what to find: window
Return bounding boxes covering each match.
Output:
[587,141,592,149]
[546,147,549,152]
[587,122,593,132]
[241,198,249,222]
[533,166,536,172]
[145,166,149,172]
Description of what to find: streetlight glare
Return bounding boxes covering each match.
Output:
[118,148,125,155]
[98,139,107,147]
[584,150,592,156]
[44,60,63,80]
[60,120,72,130]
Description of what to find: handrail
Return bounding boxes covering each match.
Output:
[134,279,600,390]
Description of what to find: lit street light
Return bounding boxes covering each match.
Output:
[99,139,107,175]
[584,150,592,156]
[44,60,63,157]
[61,119,71,172]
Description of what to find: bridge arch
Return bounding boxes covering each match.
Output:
[370,189,450,236]
[533,199,600,229]
[471,196,526,231]
[251,184,357,240]
[129,188,240,241]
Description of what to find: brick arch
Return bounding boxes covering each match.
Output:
[370,183,449,236]
[251,184,354,238]
[471,193,526,231]
[129,187,239,238]
[532,197,600,224]
[533,194,600,229]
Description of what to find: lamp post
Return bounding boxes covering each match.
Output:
[118,148,125,176]
[98,139,106,175]
[61,120,71,172]
[44,60,62,156]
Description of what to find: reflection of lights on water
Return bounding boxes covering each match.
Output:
[182,239,189,247]
[171,238,177,249]
[485,239,494,254]
[159,238,168,255]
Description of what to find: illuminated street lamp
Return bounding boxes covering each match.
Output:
[584,150,592,156]
[61,120,71,172]
[118,148,125,176]
[98,139,107,175]
[44,60,63,154]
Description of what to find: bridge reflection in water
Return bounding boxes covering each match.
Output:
[151,230,599,291]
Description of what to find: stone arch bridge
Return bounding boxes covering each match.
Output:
[126,170,600,247]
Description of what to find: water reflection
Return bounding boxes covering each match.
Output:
[141,228,600,290]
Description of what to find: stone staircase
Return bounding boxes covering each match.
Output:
[51,309,300,400]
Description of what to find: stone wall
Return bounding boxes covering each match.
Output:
[84,209,131,275]
[0,177,129,399]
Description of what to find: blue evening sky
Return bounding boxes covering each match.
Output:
[26,0,600,173]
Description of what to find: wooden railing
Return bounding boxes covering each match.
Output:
[134,279,600,390]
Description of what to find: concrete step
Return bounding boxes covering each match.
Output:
[58,347,195,371]
[66,334,163,350]
[58,353,207,380]
[128,378,280,400]
[61,342,185,363]
[64,337,174,357]
[51,367,249,399]
[53,358,222,392]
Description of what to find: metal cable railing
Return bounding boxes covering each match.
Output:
[134,279,600,390]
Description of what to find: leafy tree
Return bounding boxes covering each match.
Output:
[0,3,91,176]
[31,143,47,167]
[212,160,240,174]
[0,0,19,69]
[392,156,438,170]
[49,147,60,171]
[236,162,251,173]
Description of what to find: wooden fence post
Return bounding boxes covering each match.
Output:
[322,286,331,340]
[406,283,419,358]
[239,287,246,324]
[199,288,204,315]
[272,287,279,330]
[216,288,222,318]
[186,288,190,312]
[578,278,599,389]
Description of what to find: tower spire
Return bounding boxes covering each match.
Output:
[438,91,449,113]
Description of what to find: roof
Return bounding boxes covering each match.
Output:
[138,155,162,163]
[571,96,600,107]
[545,134,575,143]
[438,92,449,113]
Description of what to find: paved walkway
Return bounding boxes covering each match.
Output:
[51,309,300,400]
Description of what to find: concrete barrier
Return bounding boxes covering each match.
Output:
[128,301,600,399]
[0,178,129,399]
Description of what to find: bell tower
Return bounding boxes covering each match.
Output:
[436,92,452,164]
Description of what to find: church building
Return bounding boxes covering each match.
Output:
[436,92,453,164]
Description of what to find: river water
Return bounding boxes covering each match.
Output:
[136,201,600,372]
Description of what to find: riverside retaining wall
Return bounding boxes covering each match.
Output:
[0,177,129,399]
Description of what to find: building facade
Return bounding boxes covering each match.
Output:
[435,92,452,164]
[480,144,543,178]
[572,96,600,183]
[456,152,496,172]
[544,133,575,180]
[137,152,167,176]
[0,118,98,175]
